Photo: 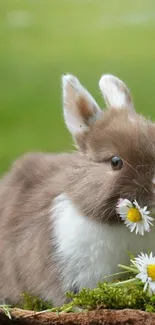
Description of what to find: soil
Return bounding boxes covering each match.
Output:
[1,308,155,325]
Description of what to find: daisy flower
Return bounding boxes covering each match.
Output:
[116,199,154,235]
[131,252,155,295]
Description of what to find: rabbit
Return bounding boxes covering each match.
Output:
[0,73,155,307]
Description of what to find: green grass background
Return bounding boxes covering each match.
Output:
[0,0,155,173]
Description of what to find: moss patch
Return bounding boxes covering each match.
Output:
[20,292,53,312]
[18,282,155,314]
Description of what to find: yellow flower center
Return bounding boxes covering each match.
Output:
[147,265,155,280]
[127,208,142,222]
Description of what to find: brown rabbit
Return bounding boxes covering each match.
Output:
[0,74,155,306]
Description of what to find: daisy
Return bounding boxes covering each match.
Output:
[131,252,155,295]
[116,199,154,235]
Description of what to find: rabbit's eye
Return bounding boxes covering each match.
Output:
[111,156,123,170]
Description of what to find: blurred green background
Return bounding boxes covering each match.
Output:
[0,0,155,173]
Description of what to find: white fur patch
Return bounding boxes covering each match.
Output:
[99,74,133,110]
[52,194,155,292]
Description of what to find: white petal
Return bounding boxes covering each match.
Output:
[116,199,133,212]
[149,252,153,259]
[125,221,137,233]
[147,216,154,222]
[150,281,155,289]
[116,205,129,215]
[118,214,127,221]
[149,282,155,294]
[133,200,141,210]
[144,281,148,291]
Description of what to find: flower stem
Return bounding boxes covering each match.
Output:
[102,270,130,280]
[118,264,139,274]
[110,278,139,286]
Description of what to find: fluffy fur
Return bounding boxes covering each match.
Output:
[53,193,155,295]
[0,74,155,306]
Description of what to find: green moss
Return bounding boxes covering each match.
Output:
[16,283,155,314]
[57,283,155,313]
[20,292,53,312]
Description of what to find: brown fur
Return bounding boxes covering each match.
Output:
[78,96,99,124]
[0,74,155,306]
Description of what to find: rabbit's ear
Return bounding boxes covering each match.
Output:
[99,74,134,110]
[62,74,102,136]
